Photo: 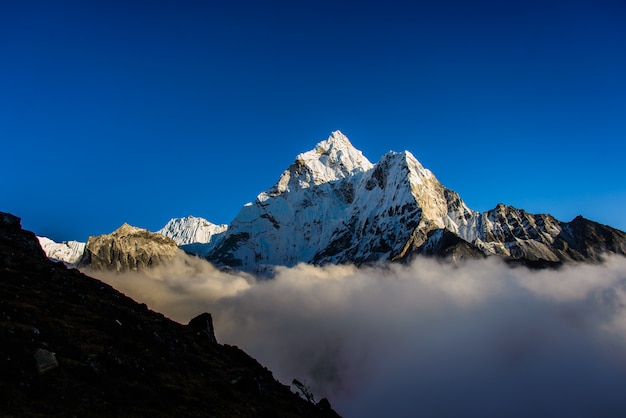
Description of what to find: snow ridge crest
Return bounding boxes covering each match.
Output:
[266,130,374,197]
[156,216,228,246]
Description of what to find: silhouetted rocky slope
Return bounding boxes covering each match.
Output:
[0,212,340,417]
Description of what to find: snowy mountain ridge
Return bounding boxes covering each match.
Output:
[36,130,626,271]
[208,131,626,271]
[208,139,479,270]
[156,215,228,246]
[37,216,228,266]
[264,130,373,198]
[37,236,85,265]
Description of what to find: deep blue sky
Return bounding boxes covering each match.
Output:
[1,0,625,242]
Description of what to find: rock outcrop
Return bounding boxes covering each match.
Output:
[0,212,47,261]
[79,223,180,271]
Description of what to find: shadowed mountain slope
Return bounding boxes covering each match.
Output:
[0,212,339,417]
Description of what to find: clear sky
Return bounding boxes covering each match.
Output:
[1,0,625,242]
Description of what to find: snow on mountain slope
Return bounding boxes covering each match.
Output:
[210,131,373,271]
[312,150,477,264]
[208,130,626,271]
[209,131,476,270]
[37,236,85,264]
[156,216,227,246]
[265,130,373,197]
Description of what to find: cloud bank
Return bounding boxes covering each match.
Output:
[88,255,626,417]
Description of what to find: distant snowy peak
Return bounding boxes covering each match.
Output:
[37,236,85,265]
[265,130,374,197]
[156,216,228,246]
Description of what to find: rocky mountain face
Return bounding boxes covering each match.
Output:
[208,131,626,271]
[464,204,626,266]
[79,224,181,272]
[37,236,85,264]
[0,212,340,417]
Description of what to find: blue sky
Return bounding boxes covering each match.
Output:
[1,0,625,242]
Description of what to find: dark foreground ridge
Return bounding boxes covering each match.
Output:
[0,212,340,417]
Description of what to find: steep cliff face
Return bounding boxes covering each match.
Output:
[79,224,181,271]
[0,211,340,417]
[207,131,626,270]
[312,150,477,265]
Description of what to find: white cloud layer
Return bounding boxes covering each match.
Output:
[87,255,626,417]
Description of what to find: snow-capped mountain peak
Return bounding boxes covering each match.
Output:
[210,132,480,270]
[214,130,622,271]
[265,130,374,197]
[156,216,228,246]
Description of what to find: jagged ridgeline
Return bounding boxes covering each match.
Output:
[38,131,626,272]
[207,131,626,270]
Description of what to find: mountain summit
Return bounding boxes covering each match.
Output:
[266,130,373,197]
[208,131,626,271]
[79,224,181,272]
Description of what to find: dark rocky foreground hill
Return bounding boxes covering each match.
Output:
[0,212,340,418]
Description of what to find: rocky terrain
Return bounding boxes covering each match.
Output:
[79,224,182,272]
[0,212,340,417]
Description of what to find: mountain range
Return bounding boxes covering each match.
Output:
[38,131,626,272]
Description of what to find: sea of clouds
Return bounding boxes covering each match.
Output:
[87,254,626,417]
